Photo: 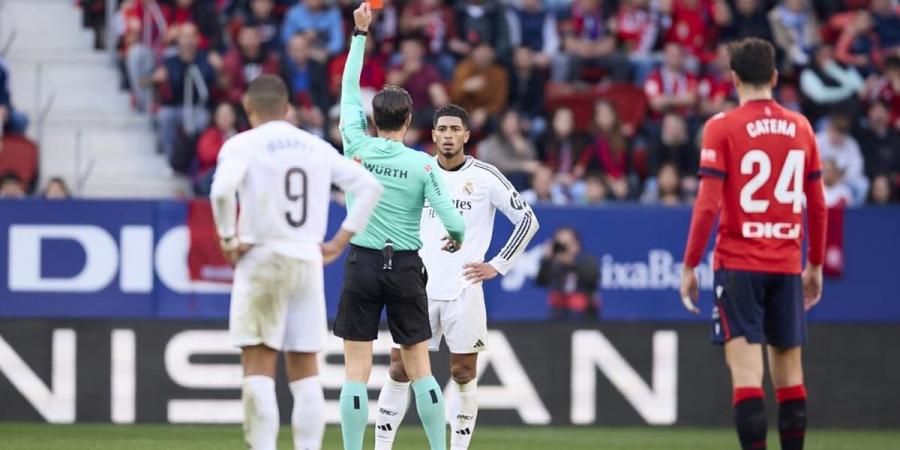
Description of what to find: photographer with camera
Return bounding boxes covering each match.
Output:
[536,227,600,320]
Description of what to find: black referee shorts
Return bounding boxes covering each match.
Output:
[334,245,431,346]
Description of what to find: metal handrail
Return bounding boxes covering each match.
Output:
[74,128,96,195]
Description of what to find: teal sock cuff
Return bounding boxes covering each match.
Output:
[411,376,440,396]
[340,381,368,398]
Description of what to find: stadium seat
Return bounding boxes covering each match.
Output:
[599,83,648,137]
[545,83,648,136]
[0,134,39,189]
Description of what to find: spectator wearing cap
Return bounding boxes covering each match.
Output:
[281,33,330,114]
[508,0,560,69]
[555,0,630,82]
[768,0,820,71]
[221,26,280,105]
[387,39,448,128]
[0,172,25,199]
[817,113,869,207]
[645,42,700,120]
[42,177,72,199]
[799,44,865,126]
[152,23,217,163]
[448,0,511,62]
[0,58,28,137]
[280,0,344,61]
[450,43,508,131]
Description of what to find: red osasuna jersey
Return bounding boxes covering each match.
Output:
[684,99,827,274]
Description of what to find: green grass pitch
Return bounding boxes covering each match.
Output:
[0,424,897,450]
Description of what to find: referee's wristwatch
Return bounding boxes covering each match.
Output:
[352,27,368,37]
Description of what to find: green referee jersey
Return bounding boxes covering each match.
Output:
[339,35,464,251]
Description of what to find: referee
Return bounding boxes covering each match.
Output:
[334,4,465,450]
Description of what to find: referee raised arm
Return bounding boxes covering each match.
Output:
[334,4,464,450]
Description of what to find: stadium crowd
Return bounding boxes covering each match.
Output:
[5,0,899,204]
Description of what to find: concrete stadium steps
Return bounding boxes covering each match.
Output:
[3,0,186,198]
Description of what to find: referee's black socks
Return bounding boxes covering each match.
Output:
[776,385,808,450]
[733,387,767,449]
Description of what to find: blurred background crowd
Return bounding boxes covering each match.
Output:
[1,0,898,206]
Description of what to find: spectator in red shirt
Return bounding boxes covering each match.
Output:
[555,0,631,82]
[194,102,237,195]
[220,26,280,105]
[615,0,662,82]
[699,42,737,116]
[590,100,632,200]
[645,42,700,119]
[386,39,449,127]
[660,0,724,62]
[327,36,386,99]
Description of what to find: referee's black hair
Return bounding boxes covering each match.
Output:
[373,85,413,132]
[728,38,776,87]
[433,104,470,130]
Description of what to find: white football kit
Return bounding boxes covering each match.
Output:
[210,120,381,352]
[418,156,539,353]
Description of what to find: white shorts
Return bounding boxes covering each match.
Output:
[229,246,326,353]
[428,285,488,354]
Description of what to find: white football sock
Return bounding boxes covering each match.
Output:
[450,380,478,450]
[242,375,279,450]
[290,376,325,450]
[374,377,411,450]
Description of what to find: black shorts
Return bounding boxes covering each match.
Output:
[333,245,431,345]
[711,268,806,349]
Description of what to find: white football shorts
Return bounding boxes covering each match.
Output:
[428,285,488,353]
[229,246,326,353]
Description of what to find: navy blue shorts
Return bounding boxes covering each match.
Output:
[710,269,806,348]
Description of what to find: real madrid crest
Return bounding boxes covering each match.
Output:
[463,180,475,196]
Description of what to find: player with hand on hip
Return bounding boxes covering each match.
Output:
[679,38,827,450]
[333,4,466,450]
[210,75,383,450]
[373,104,540,450]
